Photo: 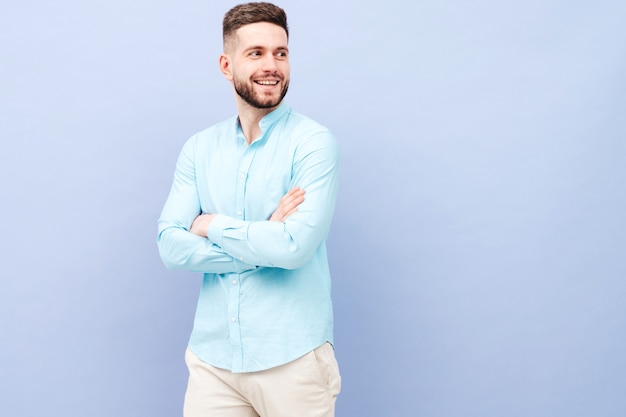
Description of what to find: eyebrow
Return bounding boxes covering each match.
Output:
[242,45,289,53]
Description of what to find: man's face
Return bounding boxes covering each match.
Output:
[227,22,290,109]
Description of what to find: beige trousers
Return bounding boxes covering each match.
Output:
[183,343,341,417]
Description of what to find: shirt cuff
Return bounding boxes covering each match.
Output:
[207,214,232,247]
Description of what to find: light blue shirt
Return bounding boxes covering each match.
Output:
[157,104,339,373]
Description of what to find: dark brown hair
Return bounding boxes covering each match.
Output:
[223,2,289,51]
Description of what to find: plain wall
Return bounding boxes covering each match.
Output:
[1,1,625,416]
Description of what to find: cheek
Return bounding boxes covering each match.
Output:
[237,65,257,79]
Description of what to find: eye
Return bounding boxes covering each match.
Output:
[276,51,288,58]
[249,50,262,57]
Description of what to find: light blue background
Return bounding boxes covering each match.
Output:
[1,1,625,416]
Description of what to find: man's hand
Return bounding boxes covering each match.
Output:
[190,213,216,237]
[270,187,305,222]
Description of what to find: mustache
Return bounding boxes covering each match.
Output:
[253,72,284,80]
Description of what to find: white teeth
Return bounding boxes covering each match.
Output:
[256,80,279,85]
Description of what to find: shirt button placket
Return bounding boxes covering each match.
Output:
[231,144,255,370]
[228,273,243,367]
[235,171,246,220]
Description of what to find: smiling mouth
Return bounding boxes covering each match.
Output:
[255,80,280,86]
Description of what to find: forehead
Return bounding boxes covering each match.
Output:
[234,22,288,50]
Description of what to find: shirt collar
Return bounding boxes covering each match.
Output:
[235,103,291,145]
[259,102,291,130]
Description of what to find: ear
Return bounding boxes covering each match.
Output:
[219,53,233,81]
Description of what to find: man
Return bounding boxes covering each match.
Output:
[157,3,341,416]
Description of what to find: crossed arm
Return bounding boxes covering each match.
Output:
[189,187,305,237]
[158,130,338,272]
[157,186,307,274]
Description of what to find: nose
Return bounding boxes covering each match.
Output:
[261,54,279,72]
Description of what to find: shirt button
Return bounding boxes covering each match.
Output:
[237,210,242,216]
[240,174,245,180]
[232,279,238,285]
[239,257,244,261]
[231,317,237,322]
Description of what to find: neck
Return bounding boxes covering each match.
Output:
[236,98,278,144]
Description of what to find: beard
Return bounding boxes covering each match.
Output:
[233,74,289,109]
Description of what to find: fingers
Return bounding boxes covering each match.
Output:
[269,187,305,222]
[280,187,305,212]
[280,186,304,203]
[282,207,298,219]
